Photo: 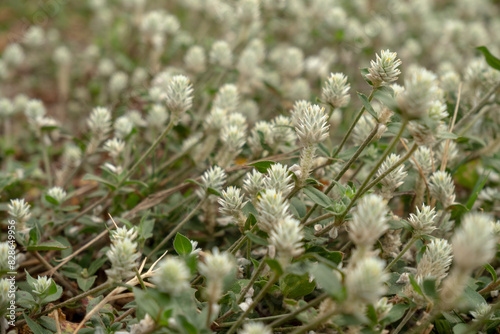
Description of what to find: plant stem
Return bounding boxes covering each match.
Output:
[386,237,418,272]
[237,257,267,305]
[331,89,375,159]
[289,307,337,334]
[270,293,328,328]
[118,117,175,187]
[392,307,416,334]
[42,141,53,187]
[226,273,279,334]
[301,123,380,225]
[316,141,416,237]
[148,196,206,257]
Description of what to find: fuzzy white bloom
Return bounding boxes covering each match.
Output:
[295,105,329,146]
[152,256,191,295]
[271,115,296,149]
[239,322,272,334]
[351,114,376,146]
[248,121,272,155]
[53,45,71,65]
[366,50,402,87]
[290,100,311,127]
[397,67,440,119]
[184,45,206,73]
[165,75,194,115]
[111,226,138,242]
[97,58,115,77]
[109,71,128,96]
[470,303,492,321]
[213,84,239,113]
[200,166,227,196]
[47,187,67,204]
[198,248,234,282]
[104,138,125,159]
[130,314,156,334]
[257,189,290,233]
[8,198,31,223]
[407,205,437,236]
[451,212,496,272]
[269,216,304,261]
[210,40,233,68]
[220,124,246,154]
[277,47,304,77]
[23,26,45,47]
[376,153,407,198]
[346,257,388,306]
[25,99,46,120]
[416,238,453,284]
[32,276,53,296]
[263,164,294,197]
[147,104,168,129]
[3,43,25,67]
[88,106,112,137]
[243,169,265,200]
[410,146,434,176]
[429,171,456,209]
[105,237,140,281]
[0,243,10,272]
[322,72,351,108]
[219,186,248,220]
[349,194,389,248]
[0,98,15,118]
[62,144,82,167]
[114,116,134,139]
[376,297,393,320]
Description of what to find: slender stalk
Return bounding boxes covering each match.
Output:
[316,142,416,237]
[385,237,418,272]
[331,89,375,159]
[301,123,380,225]
[226,273,279,334]
[289,307,337,334]
[228,225,259,255]
[42,141,53,187]
[270,293,328,328]
[218,314,286,327]
[118,117,175,187]
[392,307,417,334]
[148,196,206,257]
[135,268,146,290]
[237,257,267,305]
[455,80,500,133]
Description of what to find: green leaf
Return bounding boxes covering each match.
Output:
[290,197,307,218]
[437,131,459,140]
[357,92,379,122]
[382,304,410,324]
[483,263,497,283]
[82,173,116,190]
[173,233,193,256]
[25,269,37,288]
[409,275,423,296]
[185,179,203,187]
[206,187,221,196]
[303,187,334,210]
[24,314,49,334]
[247,160,276,173]
[280,273,316,299]
[360,68,374,86]
[77,276,97,291]
[246,231,268,246]
[466,171,490,210]
[310,263,344,301]
[463,285,486,309]
[43,285,63,303]
[423,278,438,300]
[476,46,500,71]
[38,317,57,332]
[88,257,109,275]
[123,180,149,188]
[318,143,331,157]
[45,194,59,205]
[265,259,284,276]
[366,304,378,324]
[27,240,68,251]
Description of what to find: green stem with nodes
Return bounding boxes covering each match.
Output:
[455,80,500,134]
[316,141,417,237]
[42,141,53,187]
[392,307,417,334]
[118,117,175,187]
[289,307,338,334]
[270,292,328,328]
[301,122,380,225]
[331,89,375,159]
[148,196,207,257]
[385,236,418,272]
[135,268,146,290]
[226,273,279,334]
[15,281,114,327]
[215,257,269,325]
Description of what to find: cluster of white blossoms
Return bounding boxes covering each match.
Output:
[105,226,140,282]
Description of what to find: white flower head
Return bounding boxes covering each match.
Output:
[366,50,402,87]
[429,171,456,209]
[32,276,53,296]
[8,198,31,223]
[269,216,304,262]
[408,205,437,236]
[239,322,272,334]
[349,194,389,248]
[322,72,351,108]
[257,189,290,233]
[105,237,140,281]
[165,75,194,116]
[47,187,67,204]
[152,256,191,295]
[295,104,329,146]
[263,163,294,197]
[88,106,112,137]
[346,257,388,305]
